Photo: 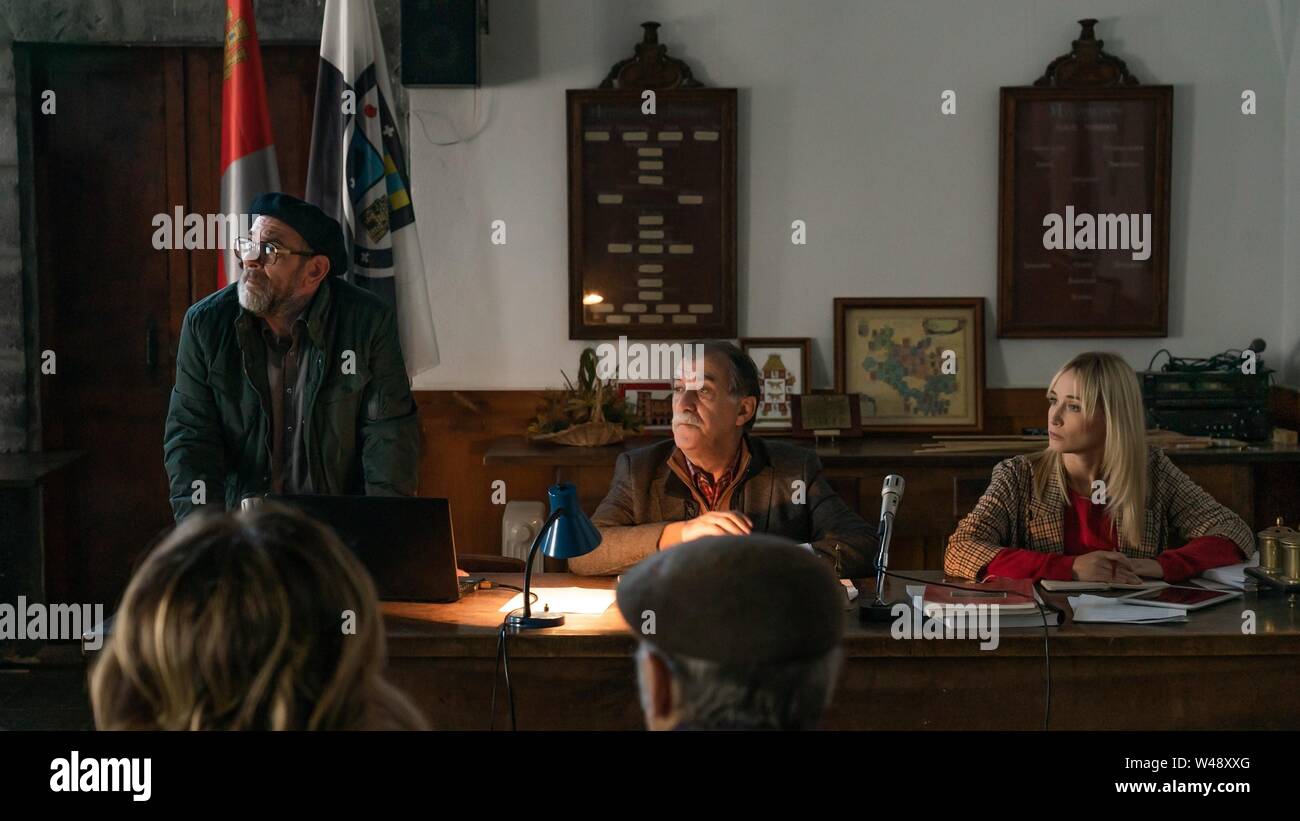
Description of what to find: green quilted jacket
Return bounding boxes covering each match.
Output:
[163,276,421,521]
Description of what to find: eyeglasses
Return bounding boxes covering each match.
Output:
[233,237,316,266]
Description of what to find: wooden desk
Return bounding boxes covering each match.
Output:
[383,571,1300,730]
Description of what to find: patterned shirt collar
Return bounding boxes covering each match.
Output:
[682,439,747,510]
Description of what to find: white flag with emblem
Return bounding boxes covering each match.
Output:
[306,0,439,377]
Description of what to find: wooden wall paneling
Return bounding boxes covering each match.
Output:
[417,388,1300,569]
[415,391,554,556]
[983,387,1048,435]
[1271,385,1298,430]
[1255,462,1300,531]
[1180,464,1253,540]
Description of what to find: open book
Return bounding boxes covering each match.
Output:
[1040,579,1169,593]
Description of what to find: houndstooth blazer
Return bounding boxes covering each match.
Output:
[944,446,1255,580]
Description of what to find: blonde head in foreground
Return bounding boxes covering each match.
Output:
[91,503,427,730]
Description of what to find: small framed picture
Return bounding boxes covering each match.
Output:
[834,297,985,433]
[618,381,674,432]
[739,338,812,434]
[791,394,862,439]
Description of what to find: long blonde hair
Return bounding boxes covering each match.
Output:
[1030,352,1149,550]
[91,503,427,730]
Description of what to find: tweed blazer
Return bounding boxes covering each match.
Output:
[568,436,877,578]
[944,446,1255,580]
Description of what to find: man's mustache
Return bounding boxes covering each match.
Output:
[672,412,704,427]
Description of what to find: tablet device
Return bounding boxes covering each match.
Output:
[1119,585,1241,611]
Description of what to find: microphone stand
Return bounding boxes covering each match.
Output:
[860,476,905,623]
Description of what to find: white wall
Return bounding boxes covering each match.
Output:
[405,0,1292,390]
[1280,0,1300,386]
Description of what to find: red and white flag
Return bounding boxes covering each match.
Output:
[219,0,280,287]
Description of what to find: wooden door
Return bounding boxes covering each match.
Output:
[26,43,318,606]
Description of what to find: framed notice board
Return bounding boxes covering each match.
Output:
[567,87,737,339]
[997,20,1172,337]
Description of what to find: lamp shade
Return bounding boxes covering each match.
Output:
[539,482,602,559]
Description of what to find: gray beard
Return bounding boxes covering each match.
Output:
[237,277,275,315]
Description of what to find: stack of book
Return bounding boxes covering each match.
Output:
[922,578,1061,628]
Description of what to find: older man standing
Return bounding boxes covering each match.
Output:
[569,341,876,577]
[163,193,420,521]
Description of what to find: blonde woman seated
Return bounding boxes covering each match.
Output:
[91,503,427,730]
[945,352,1254,583]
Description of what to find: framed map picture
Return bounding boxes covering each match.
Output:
[739,338,811,434]
[834,298,985,433]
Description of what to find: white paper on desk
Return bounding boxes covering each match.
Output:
[1068,594,1188,624]
[498,587,617,615]
[1199,555,1259,591]
[840,579,859,608]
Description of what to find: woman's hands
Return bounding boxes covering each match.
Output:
[1072,550,1144,584]
[1128,557,1165,579]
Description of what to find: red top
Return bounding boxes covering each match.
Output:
[984,488,1243,582]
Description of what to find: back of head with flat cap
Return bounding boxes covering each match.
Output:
[615,533,845,667]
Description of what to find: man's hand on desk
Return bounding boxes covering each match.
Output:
[659,511,753,548]
[1072,550,1143,584]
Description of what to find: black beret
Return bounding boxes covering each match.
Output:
[616,534,845,666]
[249,192,349,278]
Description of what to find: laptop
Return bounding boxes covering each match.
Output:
[266,494,465,603]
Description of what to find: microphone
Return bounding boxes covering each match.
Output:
[1247,338,1266,354]
[860,475,904,623]
[879,474,904,523]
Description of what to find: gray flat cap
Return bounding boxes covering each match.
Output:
[616,534,845,666]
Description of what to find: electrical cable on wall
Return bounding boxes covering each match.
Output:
[408,87,493,146]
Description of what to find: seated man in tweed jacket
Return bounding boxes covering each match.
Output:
[946,352,1254,582]
[568,342,877,578]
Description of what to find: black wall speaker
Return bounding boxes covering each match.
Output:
[401,0,482,87]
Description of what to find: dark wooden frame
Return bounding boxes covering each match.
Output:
[834,297,985,434]
[792,394,862,439]
[566,88,737,340]
[997,21,1172,338]
[739,337,812,434]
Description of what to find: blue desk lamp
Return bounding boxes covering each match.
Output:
[506,483,602,629]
